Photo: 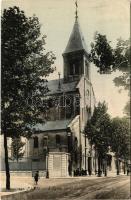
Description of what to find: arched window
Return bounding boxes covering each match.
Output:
[74,64,79,75]
[42,136,48,147]
[34,136,39,148]
[56,135,61,145]
[85,61,89,79]
[70,62,79,75]
[74,137,78,149]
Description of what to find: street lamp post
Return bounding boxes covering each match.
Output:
[46,148,49,178]
[67,128,72,176]
[85,134,87,171]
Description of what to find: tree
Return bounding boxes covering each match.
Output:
[90,32,114,74]
[91,33,130,77]
[113,38,130,91]
[123,101,130,117]
[1,6,55,189]
[11,137,25,162]
[91,33,130,116]
[110,117,130,174]
[113,38,130,117]
[85,102,111,176]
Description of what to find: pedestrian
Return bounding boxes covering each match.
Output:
[81,168,84,176]
[34,171,39,185]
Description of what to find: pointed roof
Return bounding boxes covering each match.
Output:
[63,19,88,55]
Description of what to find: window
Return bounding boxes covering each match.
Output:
[75,95,80,115]
[66,107,72,119]
[70,64,74,75]
[32,159,40,162]
[43,136,48,147]
[65,95,73,119]
[34,136,39,148]
[85,61,89,79]
[56,135,61,145]
[74,64,79,75]
[70,62,79,75]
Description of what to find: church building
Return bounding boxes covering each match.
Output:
[22,9,96,177]
[1,4,99,177]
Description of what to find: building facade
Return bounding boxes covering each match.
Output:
[1,15,97,177]
[27,16,96,177]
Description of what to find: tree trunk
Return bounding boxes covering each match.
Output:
[88,156,92,175]
[123,160,126,174]
[116,159,120,175]
[104,159,107,176]
[98,156,102,177]
[4,132,10,190]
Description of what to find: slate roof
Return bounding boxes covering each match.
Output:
[47,78,78,95]
[32,119,71,132]
[63,19,88,54]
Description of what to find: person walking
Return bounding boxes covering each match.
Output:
[34,171,39,185]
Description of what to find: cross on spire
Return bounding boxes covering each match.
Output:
[75,0,78,20]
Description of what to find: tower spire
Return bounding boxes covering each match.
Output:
[75,0,78,20]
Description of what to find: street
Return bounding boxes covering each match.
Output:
[26,176,130,199]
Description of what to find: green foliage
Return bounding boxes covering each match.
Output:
[1,6,56,137]
[110,117,130,160]
[11,137,25,161]
[85,102,111,157]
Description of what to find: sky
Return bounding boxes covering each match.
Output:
[2,0,130,117]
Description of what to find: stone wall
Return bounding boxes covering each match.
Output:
[1,158,46,172]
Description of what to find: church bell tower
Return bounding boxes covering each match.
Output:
[62,1,90,82]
